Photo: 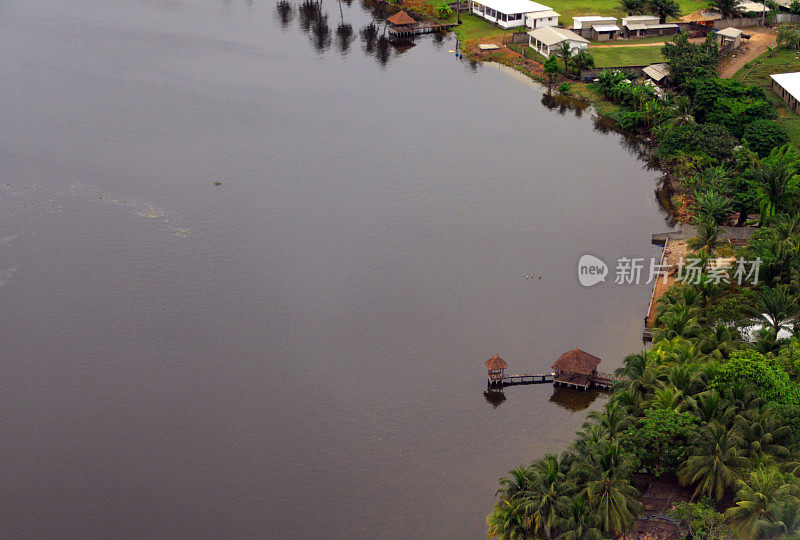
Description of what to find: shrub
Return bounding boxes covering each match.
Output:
[654,123,737,163]
[743,120,791,157]
[557,82,572,93]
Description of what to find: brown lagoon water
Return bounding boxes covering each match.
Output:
[0,0,667,536]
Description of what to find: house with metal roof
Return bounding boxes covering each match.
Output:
[771,72,800,113]
[469,0,557,29]
[737,0,770,13]
[621,14,680,37]
[643,63,671,86]
[572,15,617,29]
[527,26,588,56]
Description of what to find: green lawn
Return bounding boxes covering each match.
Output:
[451,14,520,41]
[545,0,707,23]
[588,45,665,67]
[733,48,800,147]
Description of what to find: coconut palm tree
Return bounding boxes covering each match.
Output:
[557,42,574,74]
[679,421,749,501]
[689,389,736,427]
[555,496,603,540]
[518,454,571,538]
[614,351,664,398]
[653,304,703,341]
[688,218,725,255]
[663,363,704,396]
[570,51,595,77]
[496,465,535,499]
[584,400,629,439]
[668,95,696,126]
[709,0,743,18]
[725,466,800,537]
[487,498,530,540]
[747,285,800,335]
[619,0,645,13]
[695,190,733,225]
[735,414,791,464]
[584,475,642,536]
[647,0,681,22]
[752,155,799,224]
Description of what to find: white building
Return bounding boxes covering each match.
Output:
[737,1,770,12]
[771,72,800,113]
[572,15,617,29]
[469,0,558,29]
[527,26,589,56]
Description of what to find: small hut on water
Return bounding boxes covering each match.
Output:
[551,348,606,390]
[485,354,508,387]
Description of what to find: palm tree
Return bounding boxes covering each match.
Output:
[747,285,800,335]
[649,384,687,412]
[653,304,703,341]
[584,400,629,439]
[647,0,681,22]
[555,496,603,540]
[584,476,642,536]
[752,155,798,224]
[487,498,530,540]
[518,454,570,538]
[735,414,791,464]
[689,389,736,427]
[557,42,573,74]
[614,351,664,398]
[663,363,704,396]
[709,0,743,18]
[619,0,645,14]
[570,51,595,77]
[668,95,696,126]
[725,467,800,537]
[688,219,724,255]
[496,465,535,499]
[679,421,749,501]
[695,190,733,225]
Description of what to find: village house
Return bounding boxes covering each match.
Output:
[469,0,557,29]
[621,15,680,37]
[572,15,617,29]
[527,26,588,56]
[771,72,800,113]
[736,0,770,14]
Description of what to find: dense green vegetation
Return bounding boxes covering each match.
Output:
[489,29,800,539]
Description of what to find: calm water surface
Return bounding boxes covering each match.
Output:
[0,0,667,536]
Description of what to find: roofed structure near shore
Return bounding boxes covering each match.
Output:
[771,72,800,113]
[527,25,588,56]
[387,11,416,26]
[551,348,602,375]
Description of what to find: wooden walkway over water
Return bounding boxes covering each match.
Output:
[388,22,458,38]
[488,371,620,390]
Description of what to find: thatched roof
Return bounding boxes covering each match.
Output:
[387,11,416,25]
[485,354,508,370]
[551,348,601,374]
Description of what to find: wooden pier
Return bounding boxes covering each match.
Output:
[387,22,458,38]
[485,350,621,391]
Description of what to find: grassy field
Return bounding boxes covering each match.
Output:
[451,14,519,41]
[733,48,800,147]
[588,44,665,67]
[544,0,707,23]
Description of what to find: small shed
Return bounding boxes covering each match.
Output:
[572,15,617,29]
[591,23,620,40]
[643,62,671,85]
[716,26,742,49]
[485,354,508,384]
[387,11,417,27]
[551,348,602,390]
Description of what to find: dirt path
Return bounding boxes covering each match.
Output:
[718,27,776,78]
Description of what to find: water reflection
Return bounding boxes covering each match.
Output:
[275,0,293,27]
[540,91,587,119]
[335,0,355,53]
[483,389,507,408]
[548,387,607,412]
